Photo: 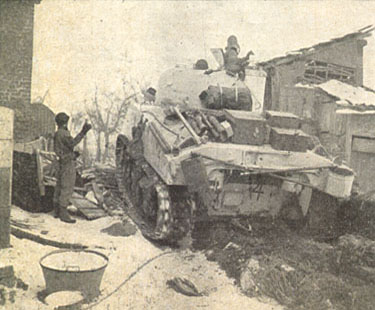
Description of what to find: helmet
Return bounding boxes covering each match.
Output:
[143,87,157,102]
[227,35,238,46]
[55,112,70,126]
[194,59,209,70]
[226,35,240,53]
[146,87,156,96]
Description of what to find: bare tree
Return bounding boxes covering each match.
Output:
[70,110,91,168]
[86,82,138,164]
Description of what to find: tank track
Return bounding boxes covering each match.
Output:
[115,133,193,244]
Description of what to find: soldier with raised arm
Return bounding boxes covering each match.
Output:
[53,112,92,223]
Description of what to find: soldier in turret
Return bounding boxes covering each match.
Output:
[224,35,254,80]
[143,87,157,104]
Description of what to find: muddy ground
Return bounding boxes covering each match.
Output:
[191,198,375,310]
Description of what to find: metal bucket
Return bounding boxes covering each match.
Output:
[40,249,108,300]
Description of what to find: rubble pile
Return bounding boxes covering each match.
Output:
[351,199,375,240]
[73,164,125,219]
[337,234,375,283]
[193,218,375,310]
[82,164,118,189]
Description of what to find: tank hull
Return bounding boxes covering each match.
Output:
[115,66,352,242]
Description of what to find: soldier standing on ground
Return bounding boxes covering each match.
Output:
[53,112,92,223]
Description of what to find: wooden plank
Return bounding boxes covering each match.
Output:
[71,197,97,209]
[78,208,107,220]
[70,197,106,220]
[36,151,46,196]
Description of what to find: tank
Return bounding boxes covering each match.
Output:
[115,62,353,243]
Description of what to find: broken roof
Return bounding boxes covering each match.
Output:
[297,79,375,108]
[259,25,374,68]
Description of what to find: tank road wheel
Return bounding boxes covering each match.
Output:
[145,183,193,243]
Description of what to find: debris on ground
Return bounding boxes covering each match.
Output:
[0,265,15,287]
[350,199,375,240]
[100,220,137,237]
[223,242,241,251]
[337,234,375,283]
[82,164,118,189]
[166,277,204,297]
[240,258,261,292]
[85,190,98,205]
[0,265,28,307]
[338,234,375,266]
[193,217,375,310]
[231,218,252,233]
[70,192,107,220]
[91,181,104,205]
[71,165,125,219]
[102,190,125,216]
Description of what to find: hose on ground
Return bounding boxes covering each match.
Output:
[81,250,173,309]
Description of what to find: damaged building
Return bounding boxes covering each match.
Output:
[294,80,375,193]
[259,25,375,193]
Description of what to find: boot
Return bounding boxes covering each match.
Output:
[59,206,76,224]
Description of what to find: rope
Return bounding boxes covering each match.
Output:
[82,251,173,309]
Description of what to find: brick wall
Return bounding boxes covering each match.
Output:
[0,0,39,108]
[0,0,53,142]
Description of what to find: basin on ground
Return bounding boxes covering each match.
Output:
[40,249,108,300]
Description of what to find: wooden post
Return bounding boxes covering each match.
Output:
[35,150,46,197]
[345,114,352,165]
